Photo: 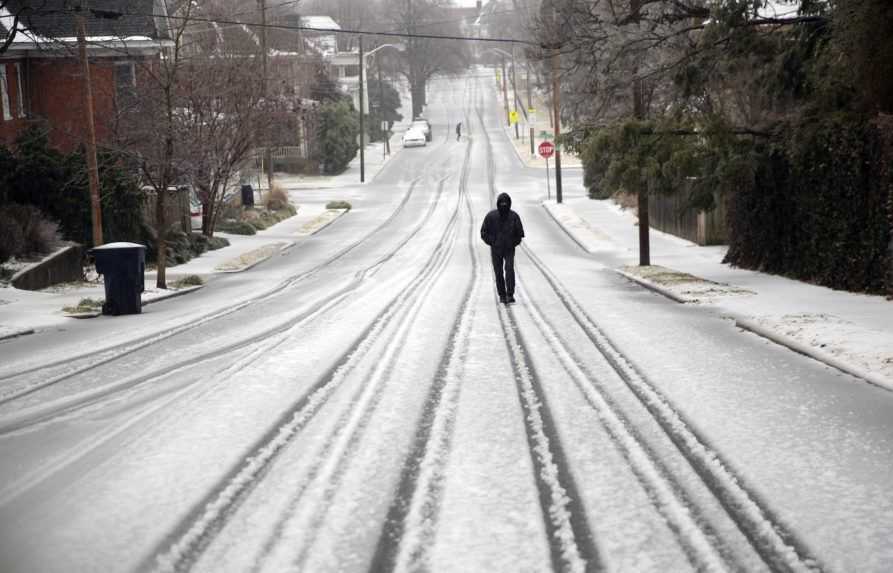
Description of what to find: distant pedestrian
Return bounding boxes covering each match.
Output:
[456,122,462,141]
[480,192,525,304]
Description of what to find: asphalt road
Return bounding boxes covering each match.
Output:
[0,74,892,573]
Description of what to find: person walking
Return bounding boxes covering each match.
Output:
[456,122,462,141]
[480,192,525,304]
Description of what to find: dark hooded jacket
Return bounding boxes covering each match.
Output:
[481,192,525,253]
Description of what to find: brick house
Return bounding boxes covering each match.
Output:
[0,0,170,152]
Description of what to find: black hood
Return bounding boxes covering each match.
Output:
[497,192,512,215]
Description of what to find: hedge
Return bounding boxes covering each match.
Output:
[724,113,892,294]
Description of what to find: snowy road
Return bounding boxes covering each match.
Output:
[1,75,893,573]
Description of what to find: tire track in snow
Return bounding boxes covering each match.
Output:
[276,223,462,572]
[144,154,469,573]
[500,303,601,573]
[0,168,433,396]
[279,133,477,572]
[0,174,453,436]
[369,102,479,572]
[475,87,600,572]
[513,274,734,571]
[519,244,824,573]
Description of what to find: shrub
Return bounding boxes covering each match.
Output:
[0,128,146,248]
[265,185,291,211]
[0,203,60,258]
[216,220,257,235]
[172,274,204,288]
[724,114,892,293]
[326,200,352,210]
[316,100,359,175]
[62,297,103,314]
[0,212,24,263]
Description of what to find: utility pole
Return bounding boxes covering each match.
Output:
[76,7,103,246]
[259,0,273,198]
[551,45,563,204]
[378,59,388,158]
[500,56,510,127]
[510,46,519,140]
[526,60,535,156]
[631,0,650,266]
[359,35,365,183]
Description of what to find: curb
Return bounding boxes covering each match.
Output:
[734,317,893,393]
[213,241,295,274]
[0,328,35,342]
[615,268,893,393]
[615,269,689,304]
[541,203,594,255]
[298,209,348,238]
[142,284,205,307]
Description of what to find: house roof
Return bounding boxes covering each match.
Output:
[1,0,169,43]
[300,16,340,32]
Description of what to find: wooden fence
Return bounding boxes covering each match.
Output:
[648,190,728,246]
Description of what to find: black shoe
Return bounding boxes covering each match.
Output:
[507,295,516,304]
[499,295,507,304]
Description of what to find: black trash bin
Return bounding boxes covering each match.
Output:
[90,242,146,316]
[241,184,255,207]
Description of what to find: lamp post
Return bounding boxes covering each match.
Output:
[359,43,404,183]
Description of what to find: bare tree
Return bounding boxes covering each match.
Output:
[177,13,284,237]
[381,0,470,118]
[113,0,197,289]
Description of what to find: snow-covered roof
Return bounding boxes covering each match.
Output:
[758,0,802,19]
[1,0,170,54]
[2,0,169,41]
[300,16,340,31]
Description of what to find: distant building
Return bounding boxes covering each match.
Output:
[300,15,339,58]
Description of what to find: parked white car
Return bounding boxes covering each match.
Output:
[402,128,427,148]
[411,118,432,141]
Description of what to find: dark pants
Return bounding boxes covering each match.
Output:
[490,248,515,297]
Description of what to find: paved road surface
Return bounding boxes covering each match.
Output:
[1,74,892,572]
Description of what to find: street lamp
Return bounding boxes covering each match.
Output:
[358,40,404,182]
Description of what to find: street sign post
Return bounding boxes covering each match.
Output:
[539,141,555,200]
[509,110,519,125]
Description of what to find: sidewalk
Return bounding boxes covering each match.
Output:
[0,200,346,339]
[543,198,893,391]
[0,101,411,341]
[487,70,582,169]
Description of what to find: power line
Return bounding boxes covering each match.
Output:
[80,7,537,46]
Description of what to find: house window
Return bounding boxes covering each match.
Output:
[115,62,136,100]
[0,65,11,121]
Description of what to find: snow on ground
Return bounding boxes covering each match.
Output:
[547,195,893,387]
[0,200,339,336]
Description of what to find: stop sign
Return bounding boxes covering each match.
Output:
[538,141,555,159]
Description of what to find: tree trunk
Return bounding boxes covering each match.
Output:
[410,80,425,118]
[155,188,167,289]
[202,200,212,236]
[631,0,650,266]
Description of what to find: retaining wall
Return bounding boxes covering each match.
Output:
[11,244,84,291]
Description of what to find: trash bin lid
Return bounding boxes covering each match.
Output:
[91,242,147,250]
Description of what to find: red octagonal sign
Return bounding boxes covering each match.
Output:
[538,141,555,159]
